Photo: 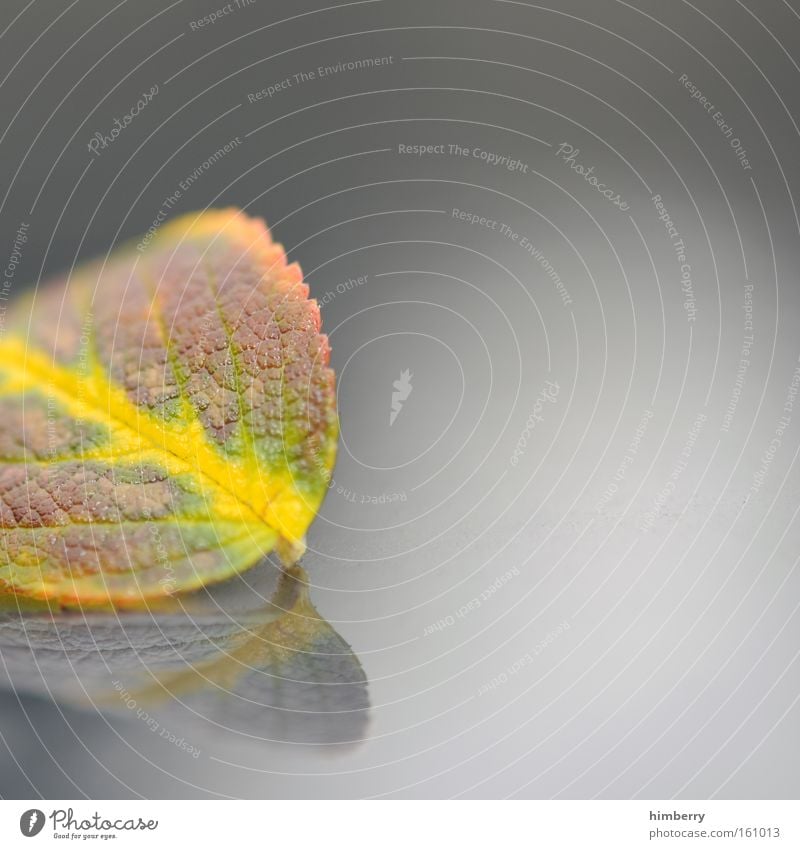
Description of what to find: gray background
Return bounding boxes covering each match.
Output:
[0,0,799,799]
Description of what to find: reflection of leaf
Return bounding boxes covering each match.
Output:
[0,565,370,746]
[0,209,338,606]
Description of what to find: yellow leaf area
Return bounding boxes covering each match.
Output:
[0,209,338,607]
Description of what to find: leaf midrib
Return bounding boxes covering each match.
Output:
[7,347,272,532]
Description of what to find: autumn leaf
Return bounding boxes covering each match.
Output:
[0,209,337,606]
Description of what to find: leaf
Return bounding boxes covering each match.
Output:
[0,209,338,606]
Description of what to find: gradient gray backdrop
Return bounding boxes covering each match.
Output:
[0,0,798,799]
